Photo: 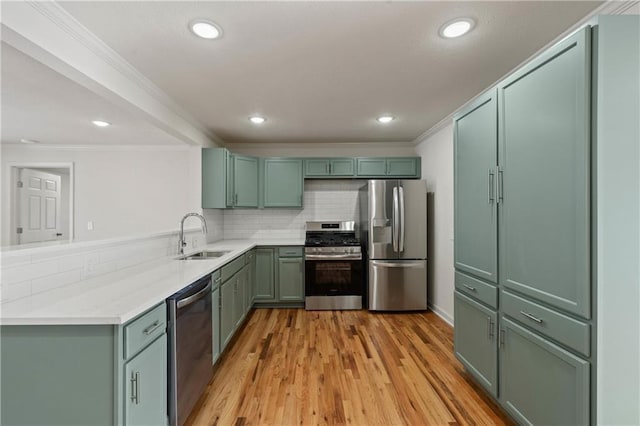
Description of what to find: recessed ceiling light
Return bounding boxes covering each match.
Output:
[92,120,111,127]
[20,138,40,144]
[377,115,395,124]
[440,18,475,38]
[189,19,223,40]
[249,116,266,124]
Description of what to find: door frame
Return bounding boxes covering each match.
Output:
[7,162,75,246]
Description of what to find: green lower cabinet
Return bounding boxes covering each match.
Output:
[499,317,590,425]
[124,334,167,426]
[277,257,304,302]
[234,267,247,328]
[254,248,276,302]
[220,279,235,350]
[212,286,220,364]
[453,291,498,397]
[246,249,256,307]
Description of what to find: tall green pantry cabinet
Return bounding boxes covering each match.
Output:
[454,26,593,425]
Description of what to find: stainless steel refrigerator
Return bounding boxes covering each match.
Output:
[359,180,427,311]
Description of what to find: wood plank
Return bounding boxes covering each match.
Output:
[186,309,513,426]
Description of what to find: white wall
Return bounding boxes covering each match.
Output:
[227,142,417,157]
[1,144,204,245]
[414,123,454,324]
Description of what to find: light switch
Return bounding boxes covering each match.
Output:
[87,221,94,231]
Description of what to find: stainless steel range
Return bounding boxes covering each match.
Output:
[304,221,363,310]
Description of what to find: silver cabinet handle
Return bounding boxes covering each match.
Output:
[488,169,495,204]
[328,163,332,174]
[520,311,544,324]
[462,284,476,292]
[235,193,238,205]
[497,168,504,204]
[130,371,139,404]
[487,317,492,339]
[142,320,161,335]
[499,328,506,347]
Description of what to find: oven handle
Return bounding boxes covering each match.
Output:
[305,254,362,260]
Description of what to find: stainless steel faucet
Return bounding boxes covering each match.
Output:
[178,213,208,255]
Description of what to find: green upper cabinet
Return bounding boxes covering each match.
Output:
[263,158,304,208]
[304,158,355,177]
[233,155,259,207]
[202,148,258,209]
[498,27,591,318]
[453,90,499,283]
[355,157,421,178]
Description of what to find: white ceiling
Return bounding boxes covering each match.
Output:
[0,42,185,146]
[1,1,606,147]
[57,1,604,144]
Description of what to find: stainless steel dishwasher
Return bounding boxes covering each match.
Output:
[167,274,212,426]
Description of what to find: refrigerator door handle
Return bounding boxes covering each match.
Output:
[392,186,399,252]
[370,260,425,268]
[399,186,405,252]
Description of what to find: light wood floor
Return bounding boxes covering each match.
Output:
[186,309,513,426]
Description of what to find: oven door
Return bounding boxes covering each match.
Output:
[305,256,363,297]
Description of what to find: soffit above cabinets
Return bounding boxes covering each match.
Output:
[0,42,186,147]
[58,1,603,144]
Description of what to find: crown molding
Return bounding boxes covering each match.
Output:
[412,0,638,146]
[227,140,416,150]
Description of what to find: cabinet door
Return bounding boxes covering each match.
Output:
[254,248,276,301]
[454,90,498,283]
[356,158,386,176]
[454,292,498,397]
[500,317,590,425]
[220,280,235,350]
[386,158,419,177]
[246,250,256,306]
[234,270,246,328]
[202,148,228,209]
[305,159,331,176]
[498,28,590,318]
[330,159,355,176]
[233,155,259,207]
[211,287,220,364]
[263,159,303,207]
[125,335,167,426]
[278,257,304,302]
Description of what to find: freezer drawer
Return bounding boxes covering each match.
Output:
[368,259,427,311]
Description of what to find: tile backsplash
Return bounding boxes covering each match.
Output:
[0,228,211,304]
[223,180,363,240]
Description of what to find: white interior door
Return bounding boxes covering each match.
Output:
[18,168,62,244]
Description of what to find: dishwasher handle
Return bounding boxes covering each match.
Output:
[176,281,212,309]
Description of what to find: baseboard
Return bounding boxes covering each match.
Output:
[428,302,454,326]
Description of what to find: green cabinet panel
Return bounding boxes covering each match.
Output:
[355,157,421,178]
[277,257,304,302]
[254,248,276,301]
[220,279,235,350]
[124,334,167,426]
[263,158,304,207]
[500,317,590,425]
[234,267,247,328]
[356,158,387,176]
[202,148,258,209]
[498,28,591,319]
[1,325,116,426]
[212,286,220,364]
[233,155,259,207]
[246,249,256,306]
[453,90,499,283]
[304,158,355,177]
[454,292,498,397]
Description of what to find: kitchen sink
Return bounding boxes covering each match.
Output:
[176,250,231,260]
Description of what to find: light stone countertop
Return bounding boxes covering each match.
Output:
[0,239,304,326]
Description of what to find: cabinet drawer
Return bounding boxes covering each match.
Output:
[278,247,303,257]
[455,271,497,309]
[124,303,166,360]
[502,290,590,357]
[221,254,246,282]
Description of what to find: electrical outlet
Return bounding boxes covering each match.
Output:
[87,221,94,231]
